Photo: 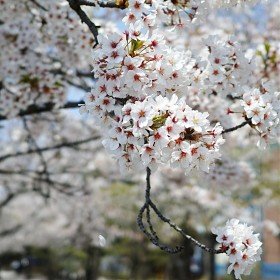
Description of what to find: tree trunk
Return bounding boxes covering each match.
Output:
[166,236,194,280]
[85,246,100,280]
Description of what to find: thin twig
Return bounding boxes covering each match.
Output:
[23,117,51,197]
[29,0,48,11]
[0,186,27,208]
[149,200,220,254]
[23,118,49,175]
[137,167,223,255]
[146,205,159,241]
[0,135,99,162]
[137,167,184,254]
[222,118,251,134]
[0,101,84,121]
[0,193,14,208]
[32,176,86,196]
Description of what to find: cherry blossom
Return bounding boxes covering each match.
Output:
[240,81,280,149]
[212,219,262,280]
[2,1,279,278]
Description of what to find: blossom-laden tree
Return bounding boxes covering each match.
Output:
[0,0,279,279]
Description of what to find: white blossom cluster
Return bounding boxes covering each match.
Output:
[241,81,280,149]
[212,219,262,280]
[158,1,280,151]
[187,94,234,128]
[144,0,261,28]
[198,35,253,97]
[152,0,209,26]
[82,0,225,173]
[0,53,65,118]
[0,0,93,118]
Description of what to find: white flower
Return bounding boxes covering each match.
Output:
[212,219,262,280]
[171,141,191,169]
[127,0,150,18]
[149,127,169,150]
[130,99,154,128]
[185,111,209,133]
[125,69,148,92]
[241,85,280,149]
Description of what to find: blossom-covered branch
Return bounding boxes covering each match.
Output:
[1,1,278,278]
[79,1,272,278]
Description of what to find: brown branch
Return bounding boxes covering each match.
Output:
[76,70,95,78]
[0,193,15,208]
[67,0,99,46]
[0,101,83,121]
[137,167,223,254]
[32,176,86,196]
[0,209,38,236]
[222,118,252,134]
[0,170,88,197]
[29,0,48,11]
[23,117,51,197]
[79,0,127,9]
[0,224,24,237]
[0,187,28,208]
[0,135,99,162]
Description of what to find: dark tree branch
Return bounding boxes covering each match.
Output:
[0,210,38,236]
[76,70,95,78]
[23,118,49,175]
[79,0,127,9]
[0,101,83,121]
[78,0,97,6]
[23,118,51,197]
[222,118,252,134]
[32,176,86,196]
[29,0,48,11]
[0,170,89,197]
[137,167,223,254]
[0,224,24,237]
[67,0,99,46]
[0,135,99,162]
[137,167,184,254]
[0,193,15,208]
[0,187,28,208]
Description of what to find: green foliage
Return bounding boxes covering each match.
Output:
[129,39,145,55]
[53,81,64,87]
[19,74,39,89]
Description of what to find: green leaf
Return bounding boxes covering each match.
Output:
[264,42,271,54]
[19,74,31,84]
[53,81,64,87]
[129,39,144,55]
